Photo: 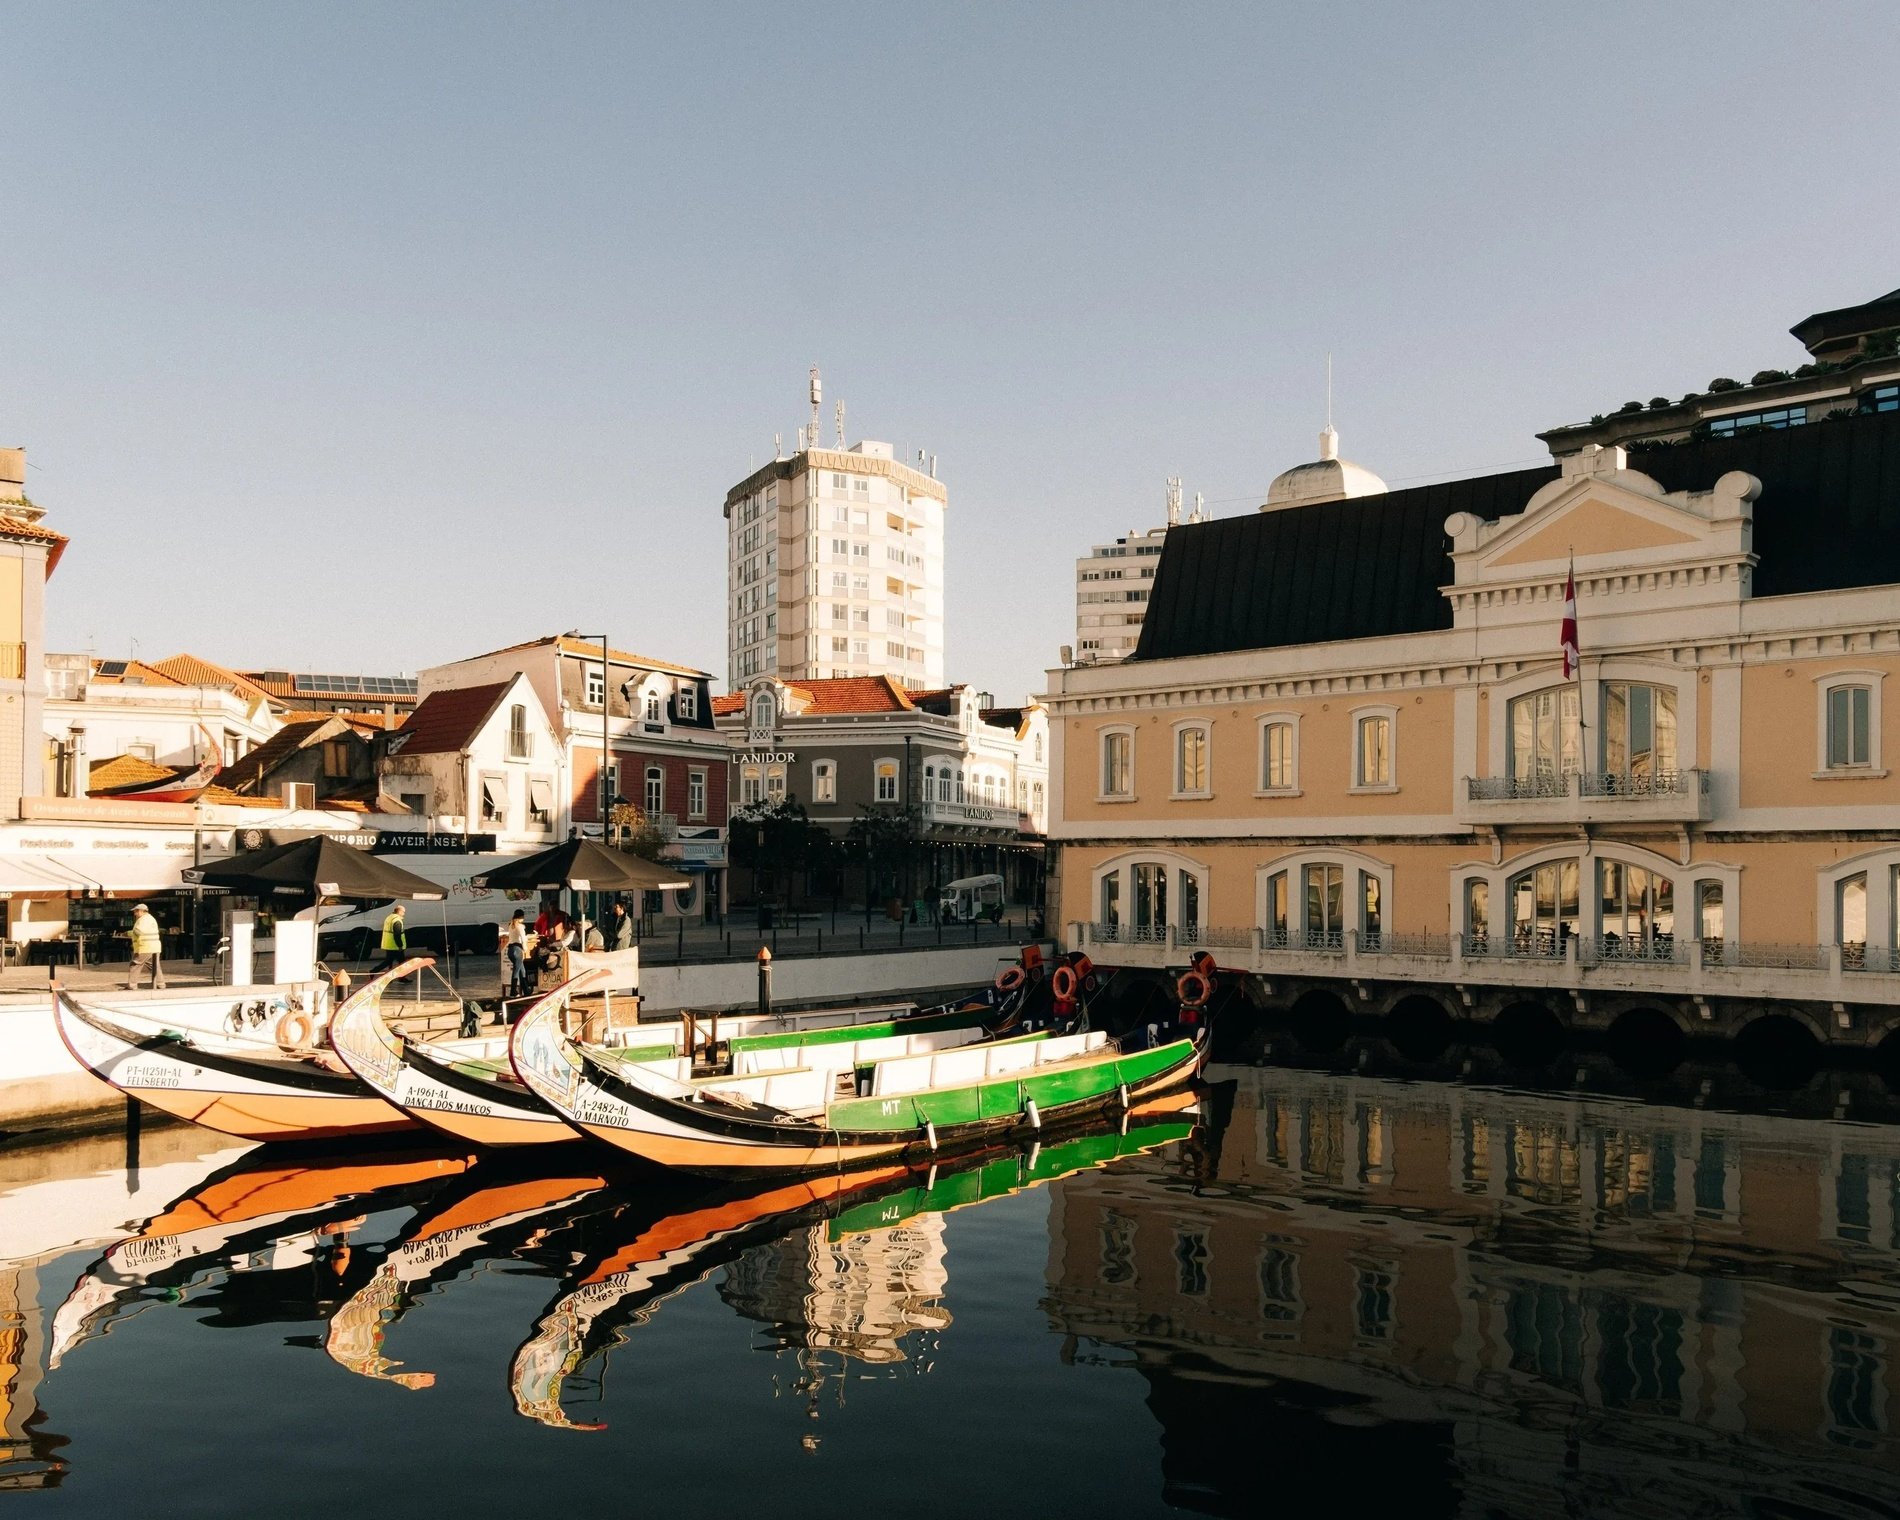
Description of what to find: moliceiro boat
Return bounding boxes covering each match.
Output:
[50,961,453,1142]
[509,971,1205,1176]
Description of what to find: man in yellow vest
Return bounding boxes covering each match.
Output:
[376,903,407,972]
[125,902,165,990]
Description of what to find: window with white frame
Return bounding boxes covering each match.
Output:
[1353,711,1392,789]
[479,774,507,825]
[765,764,787,802]
[644,766,664,816]
[507,704,531,759]
[1100,727,1133,798]
[739,764,763,806]
[750,691,775,732]
[676,684,698,721]
[1174,723,1210,797]
[1820,673,1882,773]
[1509,686,1581,787]
[1601,683,1677,779]
[1034,733,1044,763]
[583,666,605,707]
[644,691,662,723]
[874,759,898,803]
[688,768,706,819]
[1259,717,1297,792]
[812,759,836,804]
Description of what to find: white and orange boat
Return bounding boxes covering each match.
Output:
[50,961,448,1142]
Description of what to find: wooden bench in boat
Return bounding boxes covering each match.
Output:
[870,1030,1110,1098]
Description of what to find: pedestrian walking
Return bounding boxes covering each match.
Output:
[376,903,407,973]
[124,902,165,990]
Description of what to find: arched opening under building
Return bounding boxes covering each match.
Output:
[1290,988,1351,1054]
[1492,1000,1565,1070]
[1732,1012,1823,1091]
[1387,993,1455,1063]
[1605,1006,1687,1079]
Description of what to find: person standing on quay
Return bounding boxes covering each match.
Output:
[125,902,165,990]
[376,903,407,973]
[606,899,633,952]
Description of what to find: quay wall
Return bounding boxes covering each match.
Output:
[635,942,1023,1013]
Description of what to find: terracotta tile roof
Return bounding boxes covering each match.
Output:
[215,716,341,793]
[198,784,282,809]
[786,675,915,715]
[87,754,178,792]
[459,634,710,680]
[338,710,405,733]
[87,658,185,687]
[149,654,278,707]
[0,516,68,576]
[389,681,511,755]
[711,694,746,717]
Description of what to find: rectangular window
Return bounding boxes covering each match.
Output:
[1101,731,1132,796]
[874,760,898,803]
[688,769,706,819]
[1133,863,1168,935]
[1262,722,1293,790]
[1602,684,1677,778]
[812,761,836,804]
[527,777,553,828]
[644,766,664,817]
[507,704,531,759]
[480,775,507,825]
[1099,872,1120,930]
[833,603,849,626]
[584,666,605,707]
[321,738,353,778]
[766,764,787,802]
[1828,685,1872,768]
[1265,871,1288,946]
[740,764,763,806]
[831,636,849,654]
[1465,880,1489,946]
[1356,715,1391,787]
[1510,687,1581,787]
[676,685,698,721]
[1304,864,1344,946]
[1708,405,1806,437]
[1175,726,1208,794]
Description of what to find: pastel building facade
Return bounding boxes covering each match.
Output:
[1045,397,1900,1044]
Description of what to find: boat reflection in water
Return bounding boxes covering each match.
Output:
[48,1145,477,1373]
[510,1096,1200,1430]
[1043,1064,1900,1518]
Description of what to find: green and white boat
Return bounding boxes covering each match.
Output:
[510,983,1205,1177]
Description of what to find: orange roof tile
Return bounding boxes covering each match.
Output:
[86,753,178,792]
[0,516,68,576]
[87,658,186,687]
[214,716,341,794]
[791,674,916,715]
[458,634,709,680]
[711,694,746,717]
[198,785,282,809]
[149,654,278,707]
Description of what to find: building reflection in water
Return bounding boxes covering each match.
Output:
[1043,1065,1900,1518]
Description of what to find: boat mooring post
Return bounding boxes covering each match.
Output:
[757,945,773,1021]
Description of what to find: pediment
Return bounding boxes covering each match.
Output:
[1488,492,1701,568]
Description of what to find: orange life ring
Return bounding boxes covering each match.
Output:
[995,965,1028,993]
[1050,965,1078,1001]
[1176,969,1212,1009]
[275,1011,315,1051]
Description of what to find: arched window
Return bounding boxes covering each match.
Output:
[1601,683,1677,780]
[1173,722,1210,797]
[1098,726,1134,799]
[1506,859,1580,958]
[1092,851,1208,944]
[749,690,775,733]
[1034,734,1044,763]
[955,768,966,804]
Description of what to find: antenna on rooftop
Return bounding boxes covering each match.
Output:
[835,399,846,449]
[1166,476,1182,528]
[774,431,783,460]
[809,366,822,452]
[1192,491,1205,523]
[1326,353,1333,430]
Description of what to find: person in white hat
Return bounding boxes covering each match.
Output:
[126,902,165,990]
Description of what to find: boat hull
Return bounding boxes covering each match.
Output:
[53,985,416,1142]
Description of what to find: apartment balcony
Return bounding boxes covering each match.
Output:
[1070,922,1900,1009]
[921,797,1021,834]
[1456,769,1711,827]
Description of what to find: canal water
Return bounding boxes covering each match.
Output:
[4,1065,1899,1518]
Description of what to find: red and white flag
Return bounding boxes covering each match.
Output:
[1559,562,1579,680]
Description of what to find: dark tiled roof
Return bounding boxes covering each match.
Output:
[391,682,511,755]
[1131,409,1900,663]
[215,717,339,793]
[1132,466,1556,661]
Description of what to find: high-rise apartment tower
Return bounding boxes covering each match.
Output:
[724,386,945,690]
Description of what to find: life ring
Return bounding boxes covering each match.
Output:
[1176,969,1213,1009]
[995,965,1028,994]
[1050,965,1078,1001]
[275,1011,315,1052]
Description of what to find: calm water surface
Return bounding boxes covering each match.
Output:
[4,1067,1899,1517]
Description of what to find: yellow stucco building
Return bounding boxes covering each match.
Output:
[1044,295,1900,1050]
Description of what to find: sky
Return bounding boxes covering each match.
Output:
[6,2,1898,704]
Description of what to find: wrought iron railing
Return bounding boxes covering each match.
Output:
[1583,933,1684,965]
[1731,942,1829,971]
[1579,769,1702,798]
[1087,920,1121,944]
[1466,774,1566,801]
[1465,770,1704,801]
[1177,924,1255,950]
[1462,932,1566,960]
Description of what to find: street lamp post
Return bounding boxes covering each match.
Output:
[567,630,611,931]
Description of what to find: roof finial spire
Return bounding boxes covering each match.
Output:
[1319,354,1338,461]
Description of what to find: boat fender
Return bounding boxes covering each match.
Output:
[1050,965,1078,1001]
[1117,1082,1130,1111]
[275,1011,315,1052]
[924,1119,938,1152]
[1024,1098,1041,1131]
[995,965,1028,994]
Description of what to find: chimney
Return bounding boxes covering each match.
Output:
[64,724,87,798]
[0,448,23,501]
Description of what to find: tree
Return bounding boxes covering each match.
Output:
[846,802,922,908]
[608,801,668,863]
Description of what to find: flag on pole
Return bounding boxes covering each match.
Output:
[1560,560,1579,680]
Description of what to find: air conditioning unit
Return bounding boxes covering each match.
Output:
[280,781,317,811]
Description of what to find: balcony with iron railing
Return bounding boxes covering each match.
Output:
[1458,768,1711,826]
[1067,920,1900,1008]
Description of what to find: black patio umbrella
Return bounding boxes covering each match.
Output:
[185,836,445,901]
[471,837,690,894]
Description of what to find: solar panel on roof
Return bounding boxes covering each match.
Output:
[95,660,127,676]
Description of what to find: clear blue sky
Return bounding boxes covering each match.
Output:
[7,2,1897,702]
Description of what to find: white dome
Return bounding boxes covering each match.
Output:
[1263,425,1387,510]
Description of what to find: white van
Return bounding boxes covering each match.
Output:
[316,851,544,959]
[939,874,1006,924]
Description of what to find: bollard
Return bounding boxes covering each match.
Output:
[757,945,773,1020]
